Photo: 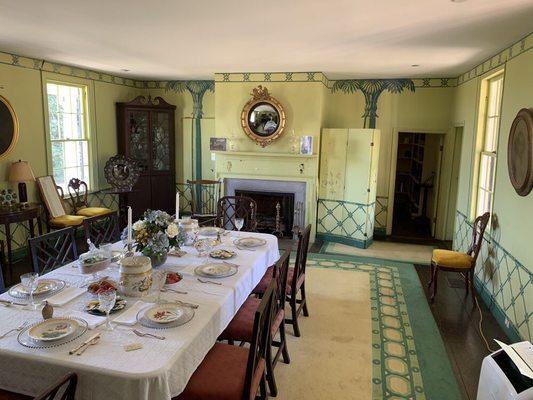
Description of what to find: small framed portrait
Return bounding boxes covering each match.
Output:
[300,136,313,155]
[210,137,228,151]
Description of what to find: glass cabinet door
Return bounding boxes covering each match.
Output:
[151,112,170,171]
[127,110,150,171]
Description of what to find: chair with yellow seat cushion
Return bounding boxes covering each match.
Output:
[428,212,490,302]
[36,176,86,230]
[68,178,111,218]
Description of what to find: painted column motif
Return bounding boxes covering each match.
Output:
[331,79,415,128]
[166,80,214,180]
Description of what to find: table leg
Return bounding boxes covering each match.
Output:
[29,218,35,238]
[37,217,43,236]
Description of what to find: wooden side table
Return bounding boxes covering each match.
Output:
[0,203,43,279]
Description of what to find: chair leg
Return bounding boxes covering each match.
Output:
[301,283,309,317]
[288,296,301,337]
[259,372,268,400]
[279,321,290,364]
[428,263,434,288]
[465,271,470,297]
[430,267,439,303]
[469,269,475,297]
[265,338,277,397]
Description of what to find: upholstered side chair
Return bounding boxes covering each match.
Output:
[428,212,490,302]
[67,178,111,218]
[35,176,85,230]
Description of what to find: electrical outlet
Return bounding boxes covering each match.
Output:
[505,318,510,328]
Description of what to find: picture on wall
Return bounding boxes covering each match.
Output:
[210,137,228,151]
[300,136,313,155]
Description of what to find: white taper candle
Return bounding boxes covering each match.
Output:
[127,206,132,245]
[175,191,180,221]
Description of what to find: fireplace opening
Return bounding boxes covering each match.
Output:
[235,190,294,237]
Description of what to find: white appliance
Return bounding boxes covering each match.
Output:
[477,341,533,400]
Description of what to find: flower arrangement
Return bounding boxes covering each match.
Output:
[123,210,184,258]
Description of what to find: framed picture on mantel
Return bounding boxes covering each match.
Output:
[300,136,313,155]
[210,137,228,151]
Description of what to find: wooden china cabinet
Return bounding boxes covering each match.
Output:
[116,96,176,218]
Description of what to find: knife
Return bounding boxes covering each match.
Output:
[0,299,29,307]
[69,333,101,355]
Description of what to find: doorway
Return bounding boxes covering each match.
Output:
[392,132,444,240]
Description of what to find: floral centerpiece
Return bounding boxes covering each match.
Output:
[123,210,184,267]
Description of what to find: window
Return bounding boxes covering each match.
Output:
[474,73,504,218]
[46,82,91,191]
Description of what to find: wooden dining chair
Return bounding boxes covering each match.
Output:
[29,228,78,275]
[83,212,120,247]
[0,372,77,400]
[428,212,490,303]
[219,250,291,397]
[35,176,85,230]
[187,179,221,225]
[216,195,257,232]
[175,281,275,400]
[67,178,111,218]
[252,224,311,337]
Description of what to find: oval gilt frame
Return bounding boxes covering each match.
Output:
[0,95,19,160]
[240,86,286,148]
[507,108,533,196]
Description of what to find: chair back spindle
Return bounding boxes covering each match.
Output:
[67,178,89,213]
[292,224,312,293]
[243,280,275,400]
[29,228,78,275]
[274,250,291,317]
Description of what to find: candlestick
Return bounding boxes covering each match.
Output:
[175,191,180,221]
[127,206,132,248]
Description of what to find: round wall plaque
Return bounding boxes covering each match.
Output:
[507,108,533,196]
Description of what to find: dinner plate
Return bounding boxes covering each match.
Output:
[137,303,194,329]
[234,237,267,248]
[144,304,183,324]
[199,227,225,237]
[85,297,127,316]
[209,249,236,259]
[18,318,88,349]
[195,263,237,278]
[8,279,65,299]
[28,318,79,342]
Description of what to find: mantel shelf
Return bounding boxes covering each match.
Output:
[211,151,318,159]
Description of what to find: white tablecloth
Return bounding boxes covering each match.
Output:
[0,231,279,400]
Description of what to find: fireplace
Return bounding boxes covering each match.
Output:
[235,190,294,236]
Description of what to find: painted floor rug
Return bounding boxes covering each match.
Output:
[320,241,435,265]
[275,253,461,400]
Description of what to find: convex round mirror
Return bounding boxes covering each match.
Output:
[0,95,19,159]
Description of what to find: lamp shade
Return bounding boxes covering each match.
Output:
[8,160,35,183]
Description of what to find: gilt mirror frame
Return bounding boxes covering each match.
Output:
[508,108,533,196]
[240,85,286,147]
[0,95,19,160]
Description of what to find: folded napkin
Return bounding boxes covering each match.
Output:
[112,301,150,326]
[46,287,85,306]
[65,310,106,330]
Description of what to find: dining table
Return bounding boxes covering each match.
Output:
[0,230,279,400]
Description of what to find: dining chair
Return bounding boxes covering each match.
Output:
[252,224,311,337]
[187,179,221,225]
[219,250,291,397]
[0,372,77,400]
[175,281,275,400]
[35,176,85,230]
[29,227,78,275]
[216,195,258,232]
[428,212,490,303]
[67,178,111,218]
[83,211,120,247]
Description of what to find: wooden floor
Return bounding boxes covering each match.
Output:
[415,265,509,400]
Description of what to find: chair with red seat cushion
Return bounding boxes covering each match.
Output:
[0,372,77,400]
[219,250,291,397]
[176,281,276,400]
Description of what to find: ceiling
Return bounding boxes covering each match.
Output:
[0,0,532,80]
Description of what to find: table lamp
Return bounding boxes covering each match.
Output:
[8,160,35,203]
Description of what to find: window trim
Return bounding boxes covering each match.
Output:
[42,74,99,192]
[471,70,504,222]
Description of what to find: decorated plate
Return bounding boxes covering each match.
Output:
[28,318,79,342]
[195,263,237,278]
[198,227,224,237]
[234,237,267,248]
[209,249,236,259]
[8,279,65,298]
[144,304,183,324]
[85,297,126,316]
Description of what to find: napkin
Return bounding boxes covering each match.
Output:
[46,287,85,306]
[66,311,106,330]
[113,301,150,326]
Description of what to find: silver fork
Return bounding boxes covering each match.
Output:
[0,321,29,339]
[173,300,199,309]
[132,329,166,340]
[197,278,222,286]
[161,288,188,295]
